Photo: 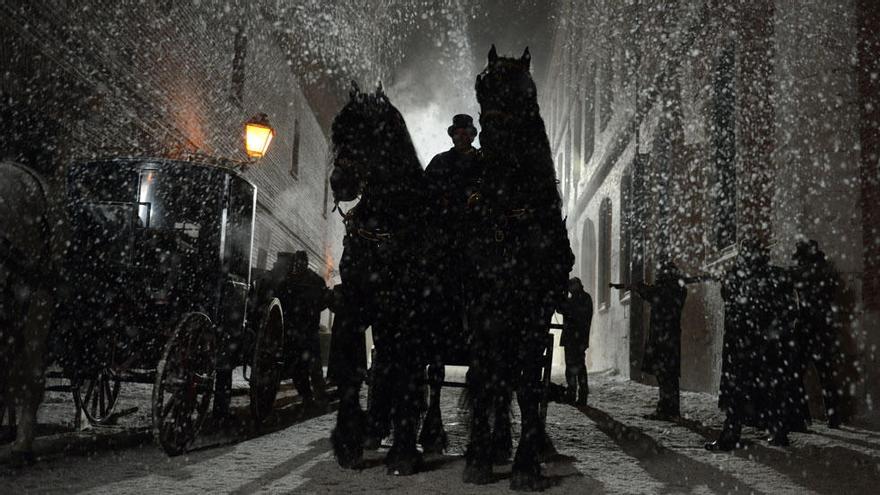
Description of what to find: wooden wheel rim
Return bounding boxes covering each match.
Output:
[74,369,121,425]
[250,299,283,424]
[152,312,217,456]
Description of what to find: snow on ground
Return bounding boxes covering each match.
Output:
[2,369,880,494]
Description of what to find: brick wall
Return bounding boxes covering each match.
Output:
[0,0,343,279]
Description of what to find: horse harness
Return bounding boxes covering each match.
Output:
[334,201,394,244]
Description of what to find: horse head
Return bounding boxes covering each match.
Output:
[475,46,536,150]
[330,81,417,204]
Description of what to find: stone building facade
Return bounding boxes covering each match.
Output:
[0,0,346,280]
[543,0,880,424]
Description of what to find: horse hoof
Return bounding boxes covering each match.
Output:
[335,452,365,470]
[704,439,738,452]
[463,464,493,485]
[420,431,448,454]
[510,470,554,492]
[767,435,790,447]
[492,447,512,465]
[363,435,382,451]
[9,450,36,468]
[331,429,364,469]
[386,453,423,476]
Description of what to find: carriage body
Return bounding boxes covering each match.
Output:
[55,158,284,455]
[62,158,255,373]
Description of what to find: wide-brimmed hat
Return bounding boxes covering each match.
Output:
[447,114,477,137]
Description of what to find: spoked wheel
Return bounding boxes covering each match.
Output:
[73,369,121,425]
[250,298,284,425]
[152,312,217,456]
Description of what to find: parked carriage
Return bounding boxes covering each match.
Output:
[51,158,287,455]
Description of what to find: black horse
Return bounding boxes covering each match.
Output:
[328,83,430,475]
[462,46,573,490]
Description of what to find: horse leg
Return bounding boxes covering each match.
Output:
[365,342,393,449]
[418,360,447,454]
[10,287,52,467]
[463,326,495,485]
[491,381,513,464]
[385,335,424,476]
[510,332,553,491]
[329,312,366,469]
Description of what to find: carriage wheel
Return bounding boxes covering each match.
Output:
[250,298,284,425]
[73,369,121,425]
[152,312,217,456]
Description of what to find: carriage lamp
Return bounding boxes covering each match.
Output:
[244,113,275,159]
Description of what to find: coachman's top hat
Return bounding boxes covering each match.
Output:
[447,114,478,137]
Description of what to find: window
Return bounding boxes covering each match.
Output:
[581,66,596,171]
[580,218,597,298]
[230,25,247,106]
[620,171,633,297]
[711,43,737,250]
[224,178,255,279]
[256,247,268,271]
[290,118,301,179]
[598,198,612,308]
[599,53,614,132]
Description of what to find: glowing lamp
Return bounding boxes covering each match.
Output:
[245,113,275,159]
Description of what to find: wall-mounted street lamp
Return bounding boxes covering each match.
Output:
[244,113,275,159]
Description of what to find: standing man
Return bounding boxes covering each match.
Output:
[611,261,687,420]
[706,241,799,450]
[275,251,330,405]
[558,277,593,406]
[792,239,843,428]
[419,114,482,453]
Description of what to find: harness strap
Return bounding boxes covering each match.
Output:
[356,228,393,243]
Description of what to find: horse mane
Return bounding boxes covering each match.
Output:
[331,89,423,190]
[476,48,559,212]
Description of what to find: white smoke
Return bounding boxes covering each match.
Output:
[387,1,480,167]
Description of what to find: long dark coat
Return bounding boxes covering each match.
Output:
[636,279,686,377]
[423,147,481,363]
[718,258,762,417]
[425,147,482,236]
[761,265,810,431]
[558,290,593,350]
[793,260,839,358]
[275,267,329,364]
[719,257,809,430]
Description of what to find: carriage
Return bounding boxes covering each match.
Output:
[51,157,287,455]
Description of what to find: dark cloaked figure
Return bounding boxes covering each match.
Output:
[273,251,330,403]
[557,277,593,406]
[706,241,807,450]
[419,114,482,454]
[613,261,687,420]
[791,239,843,428]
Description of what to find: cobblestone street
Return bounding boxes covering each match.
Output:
[3,370,880,494]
